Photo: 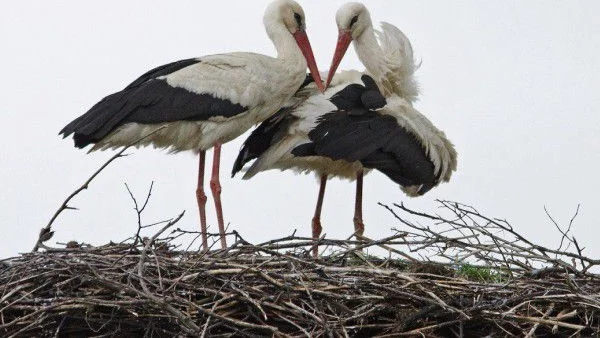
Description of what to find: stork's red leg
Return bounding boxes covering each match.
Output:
[210,143,227,249]
[196,150,208,251]
[353,170,365,238]
[311,174,327,258]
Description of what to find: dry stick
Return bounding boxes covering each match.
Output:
[91,272,203,336]
[132,212,203,335]
[525,303,555,338]
[388,320,463,337]
[496,312,587,331]
[383,201,600,274]
[414,283,470,320]
[52,313,68,338]
[295,267,331,334]
[355,233,418,262]
[446,202,514,274]
[554,309,578,333]
[145,241,279,333]
[184,298,279,334]
[84,213,197,335]
[33,125,170,252]
[440,201,555,259]
[558,204,587,271]
[137,211,185,292]
[9,199,600,336]
[125,181,155,247]
[199,307,213,338]
[274,312,311,337]
[230,285,268,321]
[199,292,236,338]
[417,201,543,259]
[545,206,571,253]
[0,282,52,313]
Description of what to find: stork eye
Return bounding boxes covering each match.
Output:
[350,15,359,27]
[294,12,303,28]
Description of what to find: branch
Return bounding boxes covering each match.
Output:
[33,125,169,252]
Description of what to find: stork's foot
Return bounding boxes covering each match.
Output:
[311,216,322,258]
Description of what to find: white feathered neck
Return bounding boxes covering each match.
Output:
[354,22,420,104]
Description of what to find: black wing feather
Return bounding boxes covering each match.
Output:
[360,75,387,109]
[60,58,247,148]
[329,84,364,110]
[124,58,201,89]
[292,111,436,195]
[231,109,296,177]
[294,110,436,193]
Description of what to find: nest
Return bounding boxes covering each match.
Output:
[3,200,600,337]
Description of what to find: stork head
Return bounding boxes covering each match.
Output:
[264,0,325,92]
[326,2,372,88]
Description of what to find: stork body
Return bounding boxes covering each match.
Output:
[60,0,324,251]
[233,4,457,256]
[72,53,310,152]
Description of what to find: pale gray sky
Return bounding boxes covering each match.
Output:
[1,1,599,259]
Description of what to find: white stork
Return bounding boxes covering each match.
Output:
[59,0,324,251]
[232,3,457,257]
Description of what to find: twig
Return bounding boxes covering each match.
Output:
[33,125,169,252]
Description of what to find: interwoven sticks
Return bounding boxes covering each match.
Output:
[2,200,599,337]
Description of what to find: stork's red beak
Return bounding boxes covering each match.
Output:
[325,30,353,88]
[293,30,325,93]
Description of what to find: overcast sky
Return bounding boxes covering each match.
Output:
[1,1,599,259]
